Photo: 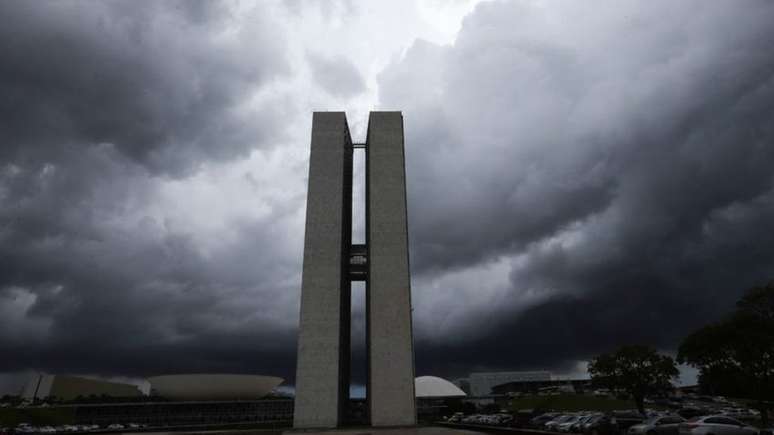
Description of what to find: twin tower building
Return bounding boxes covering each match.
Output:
[293,112,416,428]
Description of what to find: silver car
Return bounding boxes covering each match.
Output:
[629,416,686,435]
[678,416,758,435]
[546,415,575,431]
[557,416,583,432]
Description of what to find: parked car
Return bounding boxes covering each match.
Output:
[679,407,709,419]
[495,414,514,426]
[557,416,584,432]
[629,415,686,435]
[585,414,620,435]
[447,412,465,423]
[678,416,758,435]
[16,424,35,434]
[547,415,575,431]
[531,413,560,428]
[614,410,646,431]
[581,415,605,433]
[720,409,758,421]
[462,414,482,424]
[569,414,599,432]
[107,424,124,430]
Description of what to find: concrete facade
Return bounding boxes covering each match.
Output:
[294,112,353,428]
[367,112,416,426]
[294,112,415,429]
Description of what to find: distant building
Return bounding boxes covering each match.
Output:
[452,378,471,395]
[20,373,291,428]
[148,374,283,401]
[21,374,142,401]
[30,400,293,427]
[415,376,466,399]
[491,378,592,395]
[415,376,466,421]
[468,371,552,396]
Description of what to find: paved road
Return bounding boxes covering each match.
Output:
[127,427,487,435]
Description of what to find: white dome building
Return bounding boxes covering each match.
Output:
[414,376,467,398]
[148,374,283,401]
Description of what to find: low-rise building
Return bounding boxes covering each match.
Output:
[21,374,142,401]
[468,371,552,396]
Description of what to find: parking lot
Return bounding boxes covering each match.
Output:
[440,393,770,435]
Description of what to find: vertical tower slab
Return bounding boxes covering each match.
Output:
[366,112,417,426]
[295,111,415,429]
[294,112,353,429]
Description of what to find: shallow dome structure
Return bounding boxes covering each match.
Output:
[148,374,283,401]
[414,376,466,398]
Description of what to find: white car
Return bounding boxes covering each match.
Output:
[557,416,582,432]
[107,424,124,430]
[678,416,758,435]
[546,415,574,431]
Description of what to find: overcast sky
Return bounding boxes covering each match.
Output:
[2,0,774,395]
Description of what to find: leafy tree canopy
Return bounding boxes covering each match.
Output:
[588,345,678,414]
[678,281,774,426]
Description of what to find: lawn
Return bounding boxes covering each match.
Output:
[508,394,645,412]
[0,407,76,426]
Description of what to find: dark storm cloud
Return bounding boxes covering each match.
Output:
[4,0,774,392]
[0,0,300,383]
[0,142,301,378]
[379,0,774,377]
[0,1,288,176]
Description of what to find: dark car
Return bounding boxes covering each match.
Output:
[679,408,710,419]
[613,411,646,432]
[581,415,605,433]
[572,414,602,432]
[531,413,560,429]
[678,415,758,435]
[514,410,540,427]
[585,414,620,435]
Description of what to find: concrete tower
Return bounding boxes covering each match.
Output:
[293,112,416,429]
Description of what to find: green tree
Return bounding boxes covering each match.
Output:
[678,281,774,426]
[588,345,679,415]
